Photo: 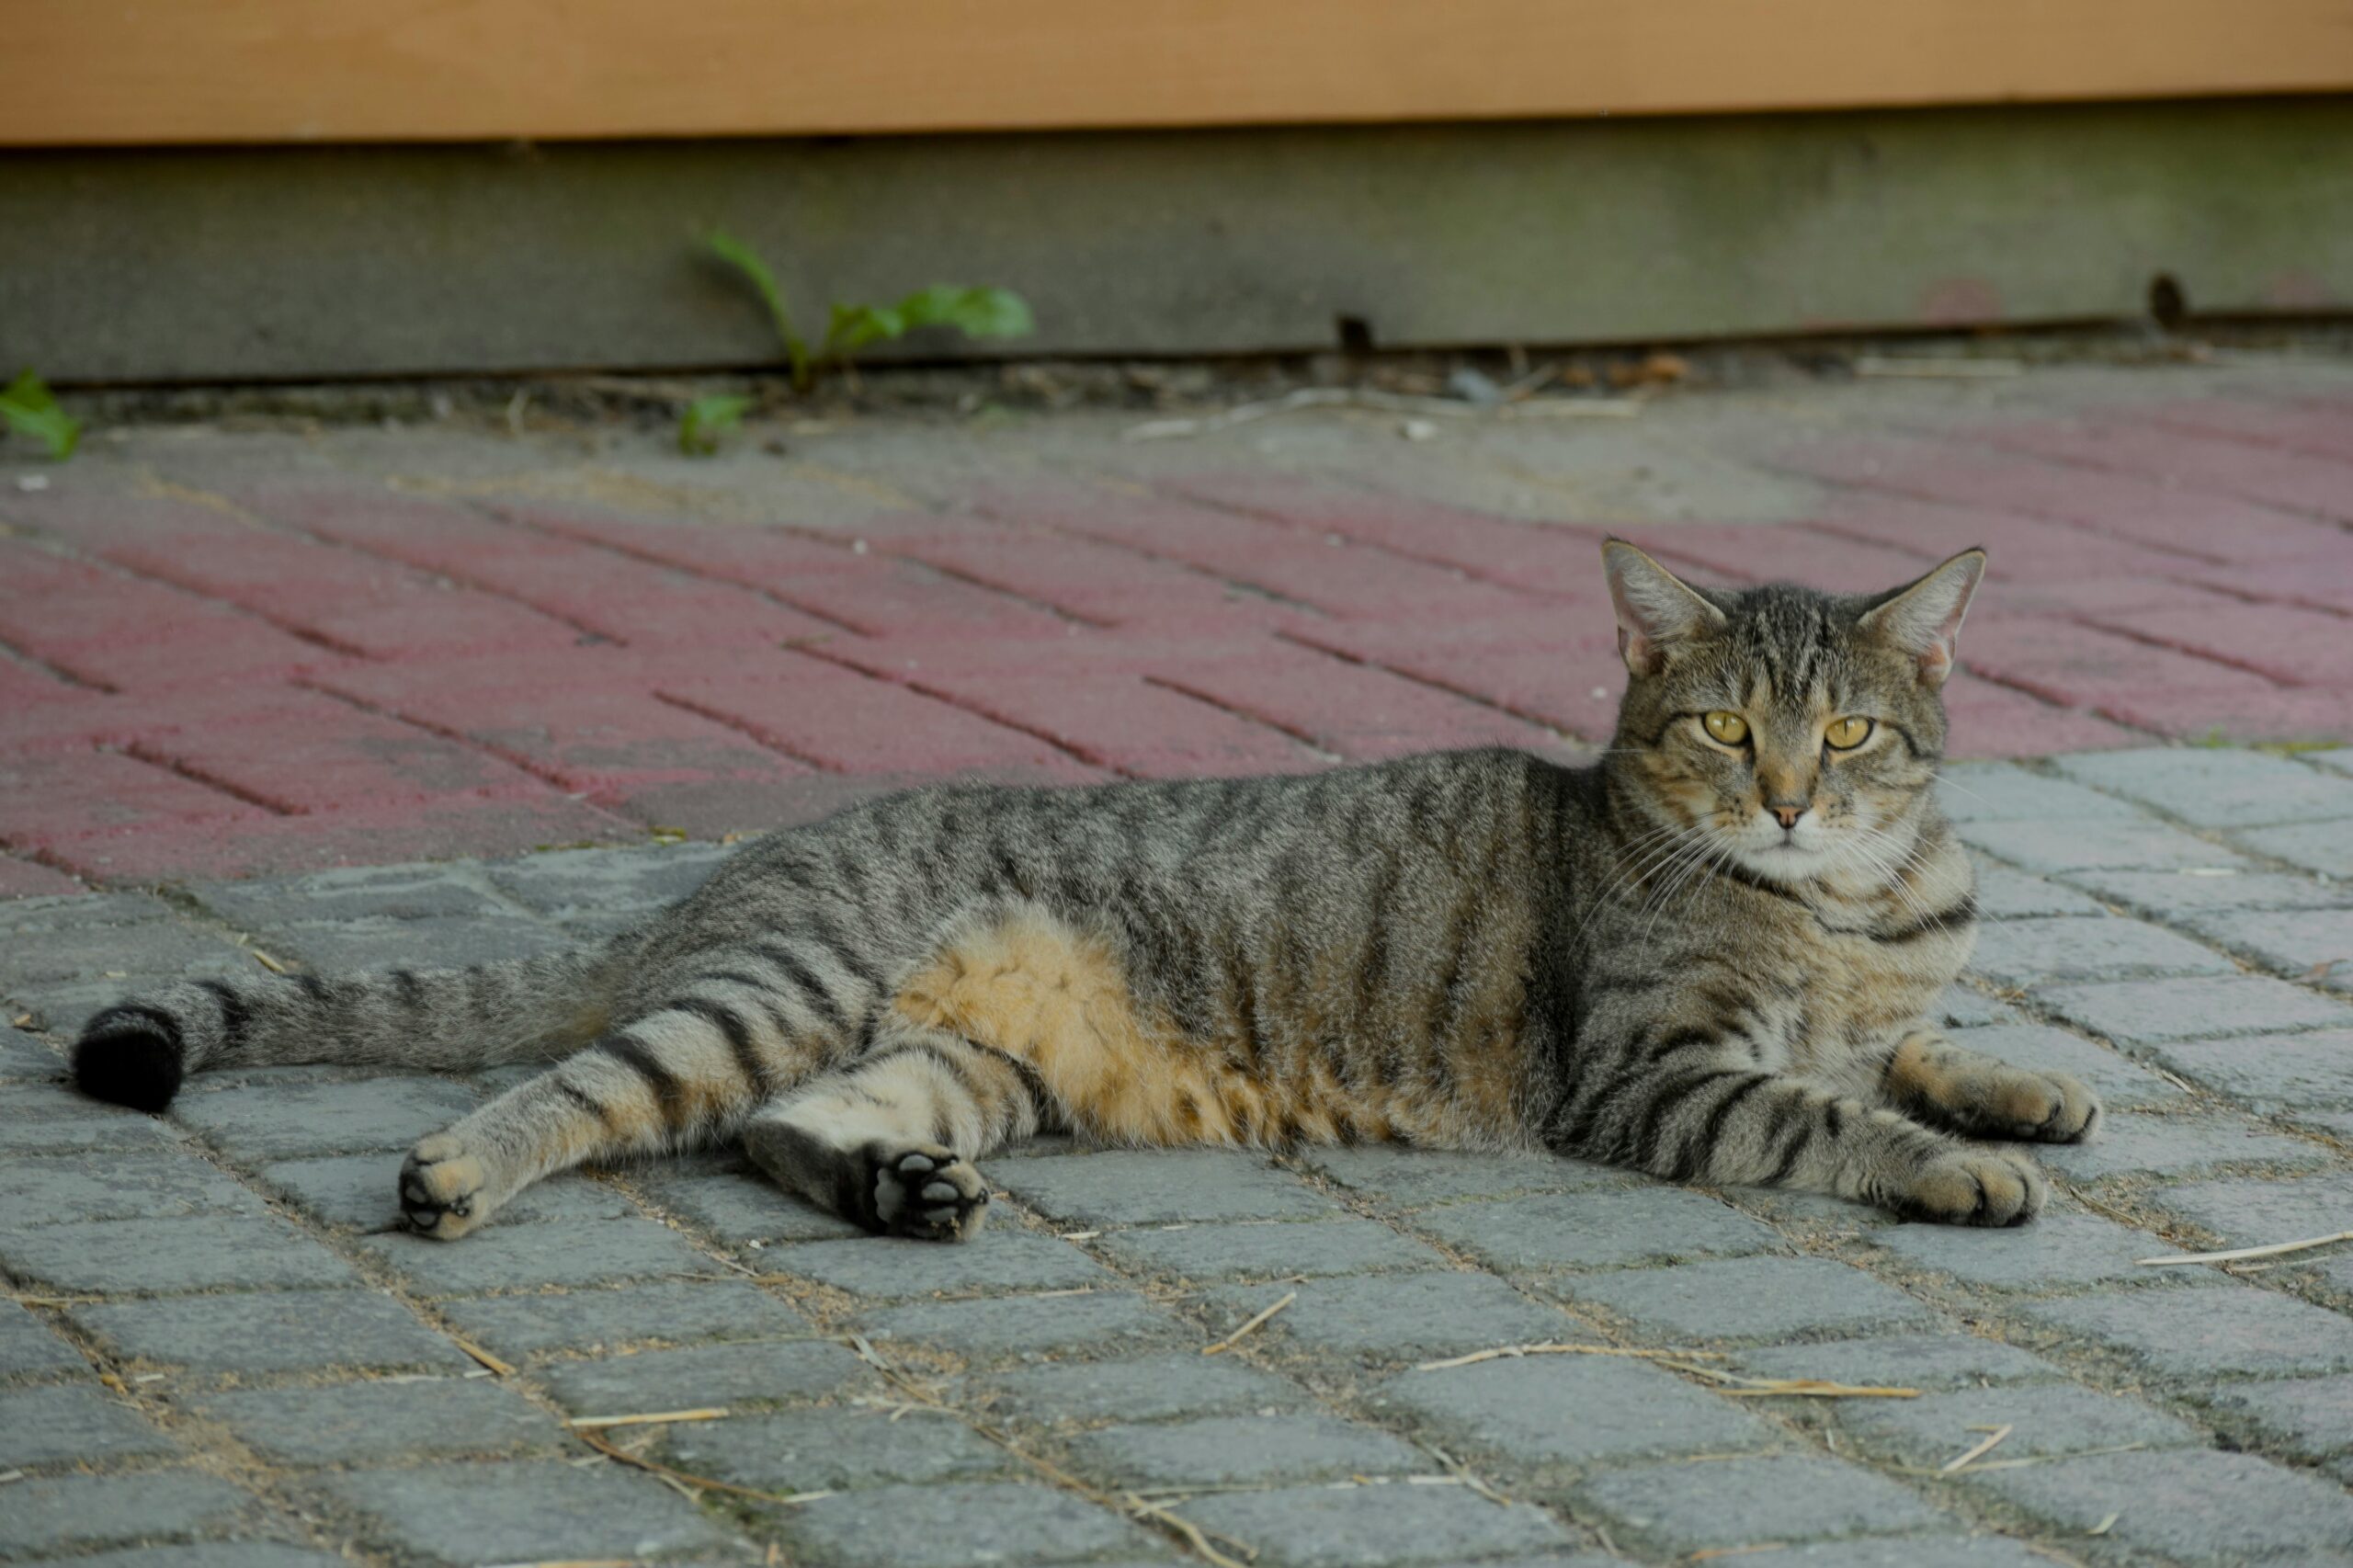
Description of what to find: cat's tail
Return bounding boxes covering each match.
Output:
[70,942,628,1113]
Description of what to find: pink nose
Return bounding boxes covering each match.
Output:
[1768,803,1806,831]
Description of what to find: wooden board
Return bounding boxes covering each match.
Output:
[6,0,2353,147]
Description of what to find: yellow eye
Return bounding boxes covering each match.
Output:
[1824,716,1873,750]
[1702,711,1749,745]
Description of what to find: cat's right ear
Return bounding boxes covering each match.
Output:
[1602,540,1725,676]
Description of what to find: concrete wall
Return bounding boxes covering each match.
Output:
[3,97,2347,385]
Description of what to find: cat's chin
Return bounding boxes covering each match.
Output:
[1731,840,1837,883]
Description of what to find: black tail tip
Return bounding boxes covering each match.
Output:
[73,1012,185,1113]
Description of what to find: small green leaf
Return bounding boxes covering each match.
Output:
[703,229,809,385]
[677,393,753,456]
[895,286,1035,340]
[821,302,906,360]
[0,369,82,460]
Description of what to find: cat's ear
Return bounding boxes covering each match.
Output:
[1859,548,1986,688]
[1602,540,1725,676]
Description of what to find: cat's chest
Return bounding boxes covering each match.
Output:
[1737,904,1974,1073]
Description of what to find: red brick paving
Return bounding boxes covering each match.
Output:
[1,388,2347,891]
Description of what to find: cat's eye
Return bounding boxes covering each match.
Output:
[1702,711,1749,745]
[1824,716,1874,750]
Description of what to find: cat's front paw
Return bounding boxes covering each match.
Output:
[1991,1068,2100,1144]
[1893,1147,2047,1227]
[864,1142,988,1242]
[400,1134,494,1240]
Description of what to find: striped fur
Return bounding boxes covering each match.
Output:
[74,543,2097,1239]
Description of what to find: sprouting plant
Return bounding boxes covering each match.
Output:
[677,393,753,456]
[0,369,81,460]
[702,228,1033,392]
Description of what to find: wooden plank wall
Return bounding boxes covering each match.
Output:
[6,0,2352,147]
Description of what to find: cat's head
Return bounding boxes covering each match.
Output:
[1599,540,1984,886]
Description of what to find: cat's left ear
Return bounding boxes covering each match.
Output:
[1859,548,1986,688]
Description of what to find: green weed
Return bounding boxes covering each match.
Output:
[677,393,753,455]
[702,228,1033,392]
[0,369,81,460]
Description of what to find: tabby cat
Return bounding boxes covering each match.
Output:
[73,541,2097,1239]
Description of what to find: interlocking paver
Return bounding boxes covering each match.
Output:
[986,1352,1302,1425]
[860,1289,1183,1358]
[2022,1282,2353,1377]
[1558,1256,1931,1343]
[1967,913,2234,988]
[1956,816,2250,874]
[2034,974,2353,1047]
[2058,865,2346,919]
[174,1072,483,1160]
[1732,1333,2059,1390]
[785,1483,1164,1568]
[1075,1412,1425,1485]
[259,1150,636,1229]
[1182,1482,1578,1568]
[436,1278,816,1359]
[1300,1146,1626,1205]
[1379,1352,1774,1464]
[540,1338,873,1414]
[1962,1448,2353,1563]
[994,1149,1342,1225]
[0,1215,357,1292]
[2199,1373,2353,1483]
[2038,1113,2328,1182]
[1576,1454,1944,1555]
[0,1471,257,1558]
[1097,1217,1447,1281]
[2235,818,2353,879]
[1409,1186,1781,1271]
[2150,1171,2353,1244]
[198,1376,563,1464]
[2181,905,2353,993]
[0,1301,87,1379]
[1205,1272,1568,1358]
[765,1229,1112,1299]
[356,1216,722,1294]
[0,1382,178,1467]
[664,1405,1013,1490]
[1869,1211,2156,1289]
[2052,747,2353,827]
[7,1147,273,1225]
[1835,1381,2201,1466]
[317,1460,742,1563]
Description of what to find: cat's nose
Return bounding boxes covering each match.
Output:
[1768,801,1808,831]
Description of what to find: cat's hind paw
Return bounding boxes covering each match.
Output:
[1893,1147,2046,1227]
[400,1134,493,1240]
[866,1142,988,1242]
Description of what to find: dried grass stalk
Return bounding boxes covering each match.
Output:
[1202,1291,1295,1356]
[1415,1342,1723,1371]
[567,1408,729,1429]
[1939,1423,2014,1473]
[2138,1231,2353,1267]
[573,1426,829,1506]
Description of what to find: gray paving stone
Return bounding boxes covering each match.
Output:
[0,1300,85,1379]
[994,1149,1339,1224]
[1301,1146,1626,1206]
[70,1289,472,1375]
[437,1278,813,1359]
[6,1147,270,1226]
[485,841,728,916]
[767,1228,1111,1299]
[1972,864,2106,918]
[2150,1029,2353,1110]
[192,862,508,926]
[53,1547,349,1568]
[0,1082,181,1151]
[0,1024,60,1078]
[1939,1024,2186,1108]
[635,1164,864,1244]
[1936,766,2141,823]
[2185,905,2353,993]
[198,1375,563,1463]
[2023,1281,2353,1376]
[662,1404,1011,1490]
[2059,866,2347,918]
[1558,1256,1930,1344]
[2235,819,2353,878]
[257,1151,635,1230]
[0,1381,177,1467]
[861,1290,1180,1359]
[1576,1454,1942,1554]
[0,1214,357,1292]
[984,1352,1302,1425]
[1969,915,2234,988]
[1932,986,2016,1028]
[2035,974,2353,1047]
[540,1337,873,1414]
[268,913,568,970]
[1096,1217,1447,1281]
[1378,1352,1773,1464]
[2153,1171,2353,1245]
[0,1471,255,1557]
[2053,746,2353,827]
[1836,1381,2200,1466]
[780,1480,1159,1568]
[175,1073,481,1159]
[1185,1482,1574,1568]
[2199,1372,2353,1483]
[1204,1272,1565,1358]
[1869,1212,2157,1289]
[1076,1412,1425,1484]
[2307,748,2353,778]
[318,1459,737,1563]
[1410,1187,1781,1271]
[1963,1448,2353,1563]
[2040,1112,2329,1181]
[1958,816,2249,874]
[357,1216,722,1294]
[1715,1543,2068,1568]
[0,892,241,990]
[1733,1333,2058,1391]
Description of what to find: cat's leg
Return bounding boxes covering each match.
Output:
[1879,1028,2100,1143]
[1555,1036,2050,1225]
[743,1024,1055,1241]
[401,953,864,1238]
